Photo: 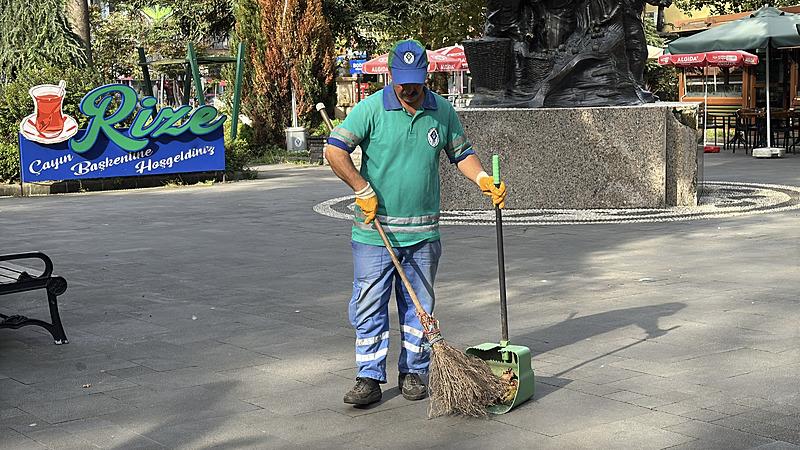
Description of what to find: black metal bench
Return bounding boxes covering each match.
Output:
[0,252,68,344]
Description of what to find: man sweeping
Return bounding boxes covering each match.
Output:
[325,39,508,406]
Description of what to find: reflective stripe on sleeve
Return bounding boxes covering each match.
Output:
[445,135,468,153]
[330,126,361,148]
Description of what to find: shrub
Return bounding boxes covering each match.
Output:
[0,66,103,145]
[0,141,20,183]
[224,122,259,176]
[309,117,341,137]
[225,137,254,175]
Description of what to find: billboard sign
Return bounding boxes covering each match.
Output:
[18,82,226,183]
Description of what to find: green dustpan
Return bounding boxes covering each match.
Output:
[466,155,534,414]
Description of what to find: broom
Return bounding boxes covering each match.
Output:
[372,219,507,417]
[315,103,507,417]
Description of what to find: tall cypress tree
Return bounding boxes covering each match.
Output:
[285,0,336,128]
[0,0,87,80]
[233,0,334,146]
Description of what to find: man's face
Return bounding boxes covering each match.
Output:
[393,83,424,105]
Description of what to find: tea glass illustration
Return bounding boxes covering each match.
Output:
[29,82,66,138]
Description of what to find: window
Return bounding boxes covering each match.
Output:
[684,67,743,98]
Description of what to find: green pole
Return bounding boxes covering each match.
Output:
[137,47,154,98]
[187,43,204,106]
[182,63,191,105]
[231,42,245,140]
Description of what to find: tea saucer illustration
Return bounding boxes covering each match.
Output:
[19,80,79,145]
[20,113,78,145]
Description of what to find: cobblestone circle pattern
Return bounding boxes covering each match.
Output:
[313,182,800,226]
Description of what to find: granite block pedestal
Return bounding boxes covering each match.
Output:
[440,103,701,209]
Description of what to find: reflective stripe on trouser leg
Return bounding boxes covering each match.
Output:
[350,241,395,383]
[394,240,441,374]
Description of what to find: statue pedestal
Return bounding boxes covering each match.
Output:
[440,103,701,209]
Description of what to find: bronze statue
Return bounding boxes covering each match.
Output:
[465,0,672,107]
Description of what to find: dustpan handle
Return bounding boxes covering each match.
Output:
[493,155,509,342]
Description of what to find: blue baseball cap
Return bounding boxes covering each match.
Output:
[388,40,428,85]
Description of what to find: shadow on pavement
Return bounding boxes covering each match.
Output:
[515,302,686,403]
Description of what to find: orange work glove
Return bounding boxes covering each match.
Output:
[477,172,507,209]
[354,182,378,224]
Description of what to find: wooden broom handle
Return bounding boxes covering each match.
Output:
[373,219,429,318]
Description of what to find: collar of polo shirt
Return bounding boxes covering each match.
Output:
[382,85,438,111]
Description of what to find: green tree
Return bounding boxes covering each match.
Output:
[673,0,796,16]
[323,0,485,53]
[91,5,185,82]
[111,0,234,44]
[380,0,485,49]
[228,0,262,127]
[92,0,236,82]
[91,8,144,81]
[644,17,678,101]
[0,0,87,80]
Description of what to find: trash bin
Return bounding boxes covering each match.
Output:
[285,127,307,152]
[307,135,327,165]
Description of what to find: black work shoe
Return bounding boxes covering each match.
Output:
[399,373,428,401]
[343,377,382,405]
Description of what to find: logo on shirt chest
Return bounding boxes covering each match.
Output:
[427,127,440,148]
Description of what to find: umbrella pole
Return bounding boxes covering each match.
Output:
[704,70,709,147]
[766,45,772,149]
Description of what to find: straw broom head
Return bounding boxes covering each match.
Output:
[422,314,508,418]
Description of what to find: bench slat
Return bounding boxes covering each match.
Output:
[0,267,24,283]
[0,261,46,279]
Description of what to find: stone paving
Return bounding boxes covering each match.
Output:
[1,151,799,449]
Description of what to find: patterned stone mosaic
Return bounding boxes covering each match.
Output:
[314,182,800,226]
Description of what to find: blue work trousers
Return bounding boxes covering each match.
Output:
[349,240,441,383]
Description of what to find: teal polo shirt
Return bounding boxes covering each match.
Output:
[328,87,475,247]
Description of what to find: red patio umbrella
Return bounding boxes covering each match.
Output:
[659,50,759,152]
[658,50,758,68]
[362,50,463,75]
[434,45,469,71]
